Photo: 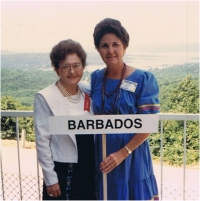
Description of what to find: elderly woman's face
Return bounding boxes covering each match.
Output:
[56,53,84,87]
[97,33,126,67]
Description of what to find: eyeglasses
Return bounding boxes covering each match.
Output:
[60,63,83,72]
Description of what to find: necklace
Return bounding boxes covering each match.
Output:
[57,80,81,103]
[101,63,126,114]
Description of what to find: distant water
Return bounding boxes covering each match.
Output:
[86,51,198,72]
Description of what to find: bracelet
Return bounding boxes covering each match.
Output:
[124,146,132,154]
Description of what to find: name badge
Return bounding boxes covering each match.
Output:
[120,80,138,92]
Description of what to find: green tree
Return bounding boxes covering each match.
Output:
[150,75,199,166]
[167,75,199,113]
[1,96,19,138]
[1,96,35,141]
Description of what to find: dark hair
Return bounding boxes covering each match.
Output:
[93,18,130,49]
[50,39,87,70]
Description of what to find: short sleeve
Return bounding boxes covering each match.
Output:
[137,72,160,114]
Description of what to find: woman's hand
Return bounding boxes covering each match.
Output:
[100,148,127,173]
[46,182,61,198]
[100,133,151,174]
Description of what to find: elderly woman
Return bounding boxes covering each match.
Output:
[34,39,96,200]
[91,18,160,200]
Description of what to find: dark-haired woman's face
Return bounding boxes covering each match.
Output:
[55,53,84,88]
[97,33,126,67]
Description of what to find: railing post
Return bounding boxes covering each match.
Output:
[183,120,187,200]
[21,129,26,148]
[16,117,22,200]
[160,120,164,200]
[0,145,5,200]
[36,140,42,200]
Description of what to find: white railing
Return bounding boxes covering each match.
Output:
[0,111,199,200]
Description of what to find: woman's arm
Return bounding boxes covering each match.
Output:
[100,133,150,173]
[34,94,61,197]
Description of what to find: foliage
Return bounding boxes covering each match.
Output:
[1,69,58,106]
[1,69,90,106]
[1,96,35,141]
[166,75,199,113]
[149,63,199,112]
[150,120,199,166]
[149,75,199,166]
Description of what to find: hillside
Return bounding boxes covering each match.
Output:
[1,52,199,107]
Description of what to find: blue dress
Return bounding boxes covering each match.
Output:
[91,68,160,200]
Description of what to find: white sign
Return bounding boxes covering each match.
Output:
[49,114,159,134]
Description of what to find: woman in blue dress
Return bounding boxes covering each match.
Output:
[91,18,160,200]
